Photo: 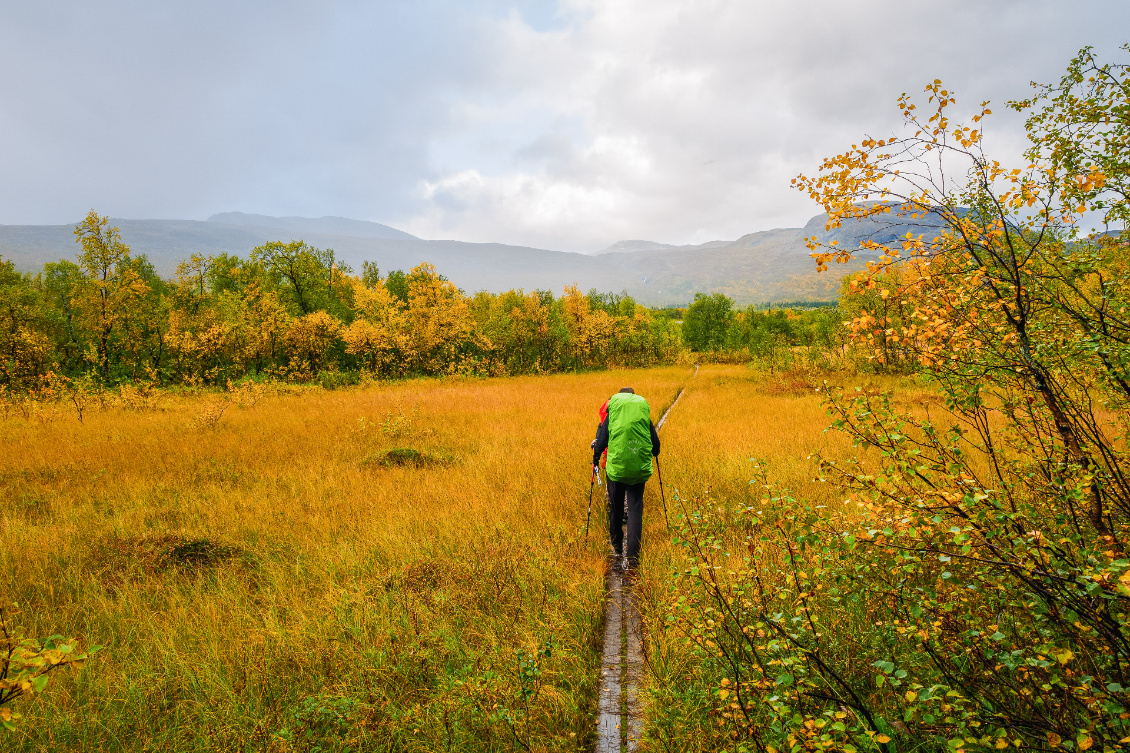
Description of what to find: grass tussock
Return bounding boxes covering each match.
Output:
[364,447,455,469]
[86,534,245,586]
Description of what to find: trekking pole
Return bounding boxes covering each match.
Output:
[656,455,670,530]
[584,464,597,542]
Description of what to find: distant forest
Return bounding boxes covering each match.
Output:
[0,212,849,390]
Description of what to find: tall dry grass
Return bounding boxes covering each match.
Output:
[639,365,923,563]
[1,367,692,751]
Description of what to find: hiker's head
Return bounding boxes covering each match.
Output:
[619,387,635,394]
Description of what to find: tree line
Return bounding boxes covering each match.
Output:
[0,213,683,391]
[681,291,841,351]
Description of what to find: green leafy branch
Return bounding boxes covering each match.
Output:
[0,603,101,731]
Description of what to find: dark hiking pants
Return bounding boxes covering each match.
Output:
[607,479,645,568]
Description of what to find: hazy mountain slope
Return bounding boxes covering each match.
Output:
[596,238,732,255]
[0,220,332,274]
[0,210,946,306]
[602,227,832,303]
[588,208,946,304]
[803,207,947,248]
[303,235,612,293]
[596,239,678,254]
[207,212,418,241]
[0,218,613,294]
[0,223,77,272]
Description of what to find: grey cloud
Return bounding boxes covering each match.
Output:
[407,0,1130,251]
[0,0,513,225]
[1,0,1127,255]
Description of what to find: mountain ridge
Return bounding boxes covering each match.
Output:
[0,210,945,306]
[206,212,418,241]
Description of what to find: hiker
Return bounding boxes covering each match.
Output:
[591,387,660,572]
[596,397,609,470]
[595,397,612,511]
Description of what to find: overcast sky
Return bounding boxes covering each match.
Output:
[1,0,1126,252]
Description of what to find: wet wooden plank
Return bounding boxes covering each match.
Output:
[596,570,623,753]
[656,364,698,430]
[624,583,645,752]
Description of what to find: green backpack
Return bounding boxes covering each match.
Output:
[605,393,654,484]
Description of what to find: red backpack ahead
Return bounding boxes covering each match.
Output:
[598,398,609,469]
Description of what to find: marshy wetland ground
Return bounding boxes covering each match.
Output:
[1,363,911,751]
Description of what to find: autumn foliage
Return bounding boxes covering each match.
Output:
[0,228,682,394]
[657,45,1130,751]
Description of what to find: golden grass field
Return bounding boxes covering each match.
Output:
[1,364,924,751]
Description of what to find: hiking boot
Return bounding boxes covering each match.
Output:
[607,553,624,574]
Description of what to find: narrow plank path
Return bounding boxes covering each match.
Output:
[595,365,698,752]
[595,575,624,752]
